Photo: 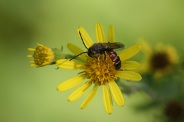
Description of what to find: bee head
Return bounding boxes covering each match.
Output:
[88,47,96,57]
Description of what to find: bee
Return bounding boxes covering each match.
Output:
[70,31,124,70]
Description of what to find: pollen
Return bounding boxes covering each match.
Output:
[27,44,54,67]
[82,53,117,85]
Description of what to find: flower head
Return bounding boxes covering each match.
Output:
[27,43,64,67]
[164,100,184,121]
[140,40,178,77]
[56,23,142,114]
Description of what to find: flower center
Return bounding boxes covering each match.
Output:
[83,54,117,85]
[164,101,184,120]
[33,46,54,67]
[150,52,171,70]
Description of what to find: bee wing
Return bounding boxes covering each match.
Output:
[101,42,125,49]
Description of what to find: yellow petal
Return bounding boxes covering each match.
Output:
[56,59,83,70]
[119,44,142,61]
[27,55,33,58]
[109,80,124,106]
[166,45,178,64]
[139,40,152,57]
[121,61,140,70]
[68,80,92,102]
[102,84,113,114]
[78,27,93,48]
[95,23,106,42]
[27,48,35,51]
[116,71,142,81]
[29,60,34,63]
[139,61,150,73]
[37,43,44,47]
[67,43,87,60]
[108,25,114,43]
[42,62,49,66]
[80,84,98,109]
[154,70,164,78]
[30,64,36,67]
[57,75,85,92]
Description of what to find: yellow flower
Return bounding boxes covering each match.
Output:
[56,23,142,114]
[27,43,64,67]
[140,40,178,77]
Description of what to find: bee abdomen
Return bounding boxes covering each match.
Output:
[107,50,121,70]
[114,58,121,70]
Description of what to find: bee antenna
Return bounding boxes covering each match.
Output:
[69,52,88,61]
[79,31,88,49]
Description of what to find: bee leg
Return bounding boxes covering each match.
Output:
[104,53,106,61]
[103,52,110,68]
[97,54,100,61]
[78,71,86,74]
[118,69,124,71]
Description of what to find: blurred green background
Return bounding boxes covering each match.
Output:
[1,0,184,122]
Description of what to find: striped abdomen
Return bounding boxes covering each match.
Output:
[107,50,121,70]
